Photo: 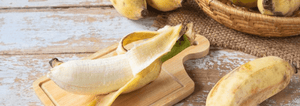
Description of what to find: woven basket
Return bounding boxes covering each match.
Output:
[195,0,300,37]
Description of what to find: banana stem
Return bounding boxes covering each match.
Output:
[49,58,63,68]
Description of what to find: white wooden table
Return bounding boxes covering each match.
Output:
[1,1,299,106]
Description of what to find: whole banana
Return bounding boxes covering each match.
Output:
[110,0,147,20]
[230,0,257,8]
[147,0,183,12]
[206,56,295,106]
[258,0,300,16]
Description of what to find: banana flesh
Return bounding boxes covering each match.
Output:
[206,56,295,106]
[258,0,300,16]
[147,0,183,12]
[110,0,147,20]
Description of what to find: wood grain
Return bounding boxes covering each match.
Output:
[0,53,91,106]
[39,69,182,106]
[3,48,300,105]
[0,8,157,55]
[0,0,112,9]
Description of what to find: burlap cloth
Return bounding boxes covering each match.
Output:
[151,0,300,70]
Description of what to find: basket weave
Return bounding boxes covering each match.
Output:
[195,0,300,37]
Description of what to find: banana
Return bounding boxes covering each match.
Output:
[258,0,300,16]
[147,0,183,12]
[47,24,182,96]
[230,0,257,8]
[206,56,295,106]
[110,0,147,20]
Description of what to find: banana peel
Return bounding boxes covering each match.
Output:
[161,34,191,62]
[89,24,188,106]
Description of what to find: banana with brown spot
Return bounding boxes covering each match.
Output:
[206,56,295,106]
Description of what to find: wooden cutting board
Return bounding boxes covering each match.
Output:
[32,35,210,106]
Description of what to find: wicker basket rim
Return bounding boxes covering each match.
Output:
[206,0,300,23]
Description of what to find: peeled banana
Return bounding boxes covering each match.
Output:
[110,0,147,20]
[47,25,182,95]
[146,0,183,12]
[206,56,295,106]
[258,0,300,16]
[47,25,183,106]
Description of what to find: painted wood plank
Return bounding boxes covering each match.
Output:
[0,0,112,9]
[0,53,91,106]
[0,8,157,55]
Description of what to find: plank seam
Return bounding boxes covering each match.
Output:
[0,5,113,10]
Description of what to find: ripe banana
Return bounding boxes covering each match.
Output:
[230,0,257,8]
[206,56,295,106]
[110,0,147,20]
[47,24,182,95]
[116,31,159,55]
[147,0,183,12]
[258,0,300,16]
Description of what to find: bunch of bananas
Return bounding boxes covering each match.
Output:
[109,0,183,20]
[230,0,300,16]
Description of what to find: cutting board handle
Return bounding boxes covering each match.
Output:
[157,35,210,105]
[163,35,210,70]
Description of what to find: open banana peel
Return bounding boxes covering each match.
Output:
[47,24,198,106]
